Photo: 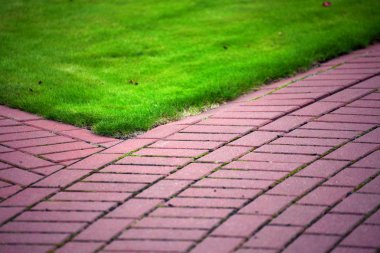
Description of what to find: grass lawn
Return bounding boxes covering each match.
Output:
[1,0,379,136]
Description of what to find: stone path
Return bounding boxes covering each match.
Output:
[0,44,380,253]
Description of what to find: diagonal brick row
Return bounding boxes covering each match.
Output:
[0,44,380,253]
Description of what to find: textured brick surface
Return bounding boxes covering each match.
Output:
[1,46,380,253]
[244,225,302,249]
[272,204,326,226]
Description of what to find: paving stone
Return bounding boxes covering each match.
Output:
[0,221,85,233]
[269,92,324,99]
[194,178,273,189]
[224,161,300,172]
[168,197,246,208]
[243,98,312,106]
[61,129,116,144]
[101,138,156,154]
[241,152,317,163]
[75,218,133,241]
[325,143,378,161]
[56,242,103,253]
[322,88,372,103]
[0,185,22,199]
[150,140,222,150]
[283,234,339,253]
[167,132,239,142]
[0,151,53,169]
[150,207,233,218]
[272,204,326,226]
[104,239,193,252]
[352,150,380,168]
[296,160,348,178]
[324,167,378,187]
[244,225,302,249]
[276,86,340,94]
[84,173,161,184]
[26,119,77,132]
[120,228,206,240]
[138,123,186,138]
[358,176,380,194]
[0,167,42,186]
[0,161,11,170]
[67,181,146,193]
[42,147,103,162]
[107,199,162,218]
[0,119,21,127]
[0,232,68,244]
[341,224,380,248]
[0,130,55,142]
[333,106,380,116]
[318,114,380,124]
[212,214,268,237]
[135,147,207,157]
[301,121,373,131]
[0,207,23,224]
[31,164,63,175]
[354,128,380,143]
[292,102,343,116]
[256,144,331,155]
[227,105,296,113]
[362,92,380,100]
[21,141,96,155]
[100,164,175,175]
[0,245,53,253]
[230,131,281,147]
[35,169,90,187]
[212,111,282,119]
[51,191,131,202]
[0,125,40,134]
[239,195,294,215]
[0,106,41,121]
[268,176,322,196]
[348,99,380,108]
[133,216,220,229]
[167,162,220,180]
[298,186,351,206]
[179,187,260,199]
[272,136,343,147]
[0,145,13,153]
[137,179,192,198]
[181,125,252,134]
[117,156,192,166]
[191,237,243,253]
[306,213,362,235]
[200,118,269,126]
[330,247,376,253]
[351,75,380,89]
[33,200,115,211]
[16,211,101,222]
[67,153,121,170]
[365,209,380,225]
[210,169,287,180]
[260,116,311,132]
[332,193,380,214]
[0,188,57,207]
[198,146,251,163]
[286,129,360,139]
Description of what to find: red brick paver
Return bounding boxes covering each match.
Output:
[1,44,380,253]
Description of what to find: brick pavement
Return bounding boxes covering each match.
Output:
[0,44,380,253]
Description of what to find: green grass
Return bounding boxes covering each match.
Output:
[1,0,379,136]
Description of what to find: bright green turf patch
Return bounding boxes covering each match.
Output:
[1,0,379,136]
